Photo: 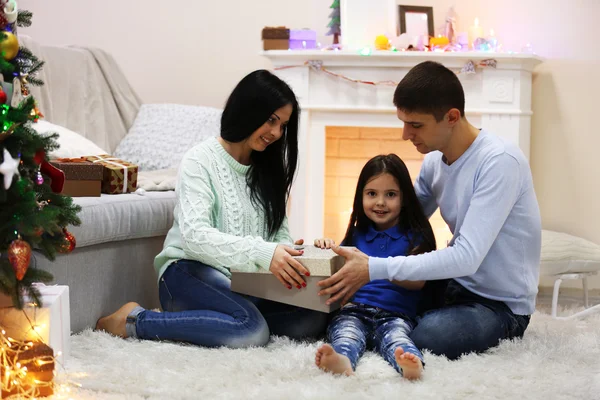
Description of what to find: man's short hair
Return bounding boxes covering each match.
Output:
[393,61,465,122]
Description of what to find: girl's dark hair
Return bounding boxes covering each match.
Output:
[341,154,436,255]
[220,70,299,236]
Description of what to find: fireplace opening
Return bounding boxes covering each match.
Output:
[324,126,452,248]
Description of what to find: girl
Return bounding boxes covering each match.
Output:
[314,154,436,379]
[97,70,327,347]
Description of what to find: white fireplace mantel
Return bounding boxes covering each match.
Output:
[264,50,543,240]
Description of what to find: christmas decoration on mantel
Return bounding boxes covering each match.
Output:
[0,0,81,311]
[274,58,498,87]
[326,0,340,46]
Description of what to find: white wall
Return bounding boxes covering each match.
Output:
[18,0,600,289]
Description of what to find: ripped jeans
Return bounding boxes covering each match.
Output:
[327,303,422,374]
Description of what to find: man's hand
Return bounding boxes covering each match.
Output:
[317,246,370,305]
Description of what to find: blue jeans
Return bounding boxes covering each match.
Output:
[126,260,328,348]
[410,280,531,360]
[327,303,423,374]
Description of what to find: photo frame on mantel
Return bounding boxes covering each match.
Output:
[398,5,434,37]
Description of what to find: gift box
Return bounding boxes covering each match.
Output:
[262,26,290,50]
[289,29,317,50]
[50,157,104,197]
[1,342,55,398]
[231,245,349,313]
[261,26,290,40]
[85,154,138,194]
[263,39,289,50]
[0,284,70,365]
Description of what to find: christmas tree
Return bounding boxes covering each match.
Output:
[326,0,341,45]
[0,2,80,309]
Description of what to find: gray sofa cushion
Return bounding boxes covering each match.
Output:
[70,192,176,248]
[114,104,222,171]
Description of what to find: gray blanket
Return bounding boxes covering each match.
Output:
[20,35,142,153]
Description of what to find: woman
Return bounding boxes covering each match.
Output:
[97,70,327,347]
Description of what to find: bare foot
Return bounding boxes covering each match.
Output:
[315,344,354,376]
[95,302,141,338]
[395,348,423,380]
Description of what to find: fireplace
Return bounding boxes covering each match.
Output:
[265,51,543,243]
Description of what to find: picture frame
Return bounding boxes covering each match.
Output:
[398,5,434,37]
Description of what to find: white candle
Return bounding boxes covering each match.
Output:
[488,29,498,51]
[468,18,484,50]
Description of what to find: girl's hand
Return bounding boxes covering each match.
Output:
[269,245,310,289]
[313,238,336,249]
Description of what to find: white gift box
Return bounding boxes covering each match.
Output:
[0,284,70,365]
[231,246,349,313]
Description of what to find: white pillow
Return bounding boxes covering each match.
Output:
[113,104,222,171]
[32,120,108,159]
[539,230,600,276]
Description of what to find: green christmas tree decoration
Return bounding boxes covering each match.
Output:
[326,0,341,45]
[0,4,81,309]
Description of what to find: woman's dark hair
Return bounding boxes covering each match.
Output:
[220,70,299,236]
[393,61,465,122]
[341,154,436,255]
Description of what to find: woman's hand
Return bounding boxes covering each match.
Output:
[313,238,336,249]
[269,245,310,289]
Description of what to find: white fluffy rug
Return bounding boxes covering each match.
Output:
[59,309,600,400]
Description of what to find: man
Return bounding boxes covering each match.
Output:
[318,61,541,360]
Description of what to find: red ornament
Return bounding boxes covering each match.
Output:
[0,87,6,104]
[40,160,65,193]
[58,229,76,253]
[33,149,46,165]
[8,239,31,281]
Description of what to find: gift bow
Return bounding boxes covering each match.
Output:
[89,155,130,194]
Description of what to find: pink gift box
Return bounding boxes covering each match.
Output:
[289,29,317,50]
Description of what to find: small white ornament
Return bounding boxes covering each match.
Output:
[0,147,20,189]
[4,0,18,24]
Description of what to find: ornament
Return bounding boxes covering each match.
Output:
[0,87,6,104]
[0,147,20,189]
[0,31,19,60]
[31,105,44,120]
[8,238,31,280]
[40,160,65,193]
[474,37,491,51]
[444,6,458,44]
[4,1,18,24]
[36,170,44,185]
[374,35,391,50]
[58,229,76,253]
[10,76,30,108]
[34,149,46,165]
[0,122,15,143]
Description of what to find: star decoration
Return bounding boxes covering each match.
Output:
[0,147,20,189]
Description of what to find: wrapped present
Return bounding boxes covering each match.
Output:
[1,341,55,398]
[261,26,290,40]
[85,154,138,194]
[262,26,290,50]
[231,245,349,313]
[263,39,289,50]
[289,29,317,50]
[50,157,104,197]
[0,284,70,365]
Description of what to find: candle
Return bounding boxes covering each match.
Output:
[487,29,498,51]
[468,18,484,50]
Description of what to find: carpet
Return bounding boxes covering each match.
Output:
[58,308,600,400]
